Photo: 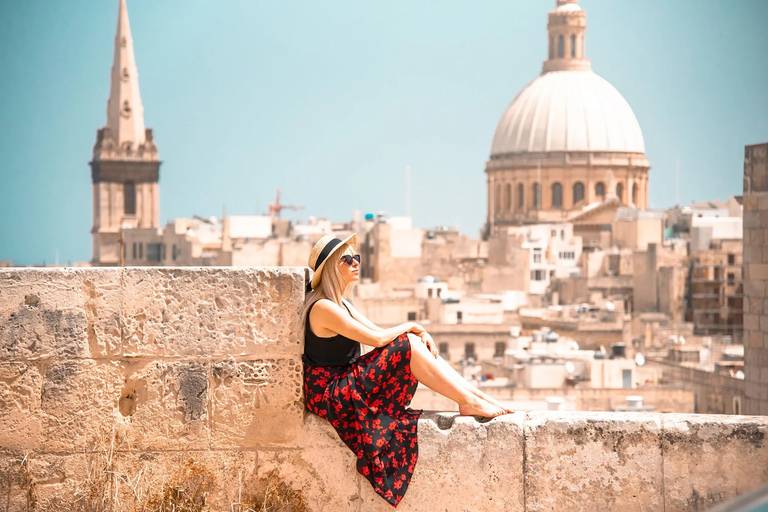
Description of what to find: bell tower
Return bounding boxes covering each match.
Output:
[90,0,161,265]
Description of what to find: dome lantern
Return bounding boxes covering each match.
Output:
[544,0,590,73]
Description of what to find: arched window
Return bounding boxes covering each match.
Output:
[558,35,564,58]
[495,183,501,213]
[532,183,541,209]
[549,36,554,59]
[551,182,563,208]
[505,183,512,211]
[570,34,576,58]
[573,182,585,205]
[518,183,525,208]
[124,181,136,215]
[595,182,605,199]
[632,183,638,206]
[616,183,624,203]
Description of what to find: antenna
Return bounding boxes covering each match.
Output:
[406,165,411,219]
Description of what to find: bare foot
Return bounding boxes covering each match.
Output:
[458,395,506,418]
[473,390,515,414]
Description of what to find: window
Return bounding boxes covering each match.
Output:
[632,184,638,205]
[124,181,136,215]
[506,183,512,211]
[727,272,735,283]
[560,229,565,240]
[457,311,463,324]
[552,182,563,208]
[161,243,166,261]
[551,230,557,237]
[436,288,442,297]
[518,183,525,208]
[439,343,449,360]
[549,36,554,59]
[132,242,137,259]
[728,254,735,265]
[533,249,542,264]
[559,251,575,260]
[407,312,417,321]
[573,182,585,205]
[533,183,541,208]
[138,243,143,259]
[172,244,178,261]
[595,182,605,199]
[616,183,624,202]
[570,34,576,58]
[427,288,433,298]
[494,341,507,358]
[558,35,564,58]
[495,183,502,213]
[465,343,476,361]
[531,269,546,281]
[147,243,162,262]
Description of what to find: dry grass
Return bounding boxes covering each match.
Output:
[240,470,309,512]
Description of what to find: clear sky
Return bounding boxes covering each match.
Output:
[0,0,766,265]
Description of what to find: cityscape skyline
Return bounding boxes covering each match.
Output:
[1,0,767,265]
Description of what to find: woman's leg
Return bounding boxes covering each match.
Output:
[407,337,506,417]
[433,356,515,413]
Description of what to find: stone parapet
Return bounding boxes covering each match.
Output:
[2,268,768,511]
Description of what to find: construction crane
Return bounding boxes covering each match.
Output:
[268,188,304,218]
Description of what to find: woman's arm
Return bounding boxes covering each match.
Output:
[342,299,383,331]
[311,299,420,348]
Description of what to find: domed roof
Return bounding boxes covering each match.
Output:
[490,70,646,157]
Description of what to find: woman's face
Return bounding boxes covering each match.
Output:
[337,247,360,286]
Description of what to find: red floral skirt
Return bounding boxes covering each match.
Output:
[304,333,422,508]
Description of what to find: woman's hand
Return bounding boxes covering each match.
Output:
[408,323,426,335]
[417,331,438,358]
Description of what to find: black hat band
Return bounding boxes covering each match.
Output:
[314,237,343,271]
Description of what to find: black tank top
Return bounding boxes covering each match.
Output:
[303,300,361,367]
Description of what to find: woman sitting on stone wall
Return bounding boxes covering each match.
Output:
[301,234,512,507]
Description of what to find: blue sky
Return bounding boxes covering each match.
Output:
[0,0,766,265]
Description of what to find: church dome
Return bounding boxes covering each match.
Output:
[490,70,646,157]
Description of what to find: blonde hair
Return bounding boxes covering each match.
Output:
[300,243,356,334]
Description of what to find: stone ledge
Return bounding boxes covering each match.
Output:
[2,412,768,511]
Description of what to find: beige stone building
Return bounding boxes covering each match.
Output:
[485,0,649,233]
[743,142,768,415]
[91,0,160,266]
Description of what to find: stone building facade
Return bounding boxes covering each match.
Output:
[743,142,768,415]
[485,0,649,233]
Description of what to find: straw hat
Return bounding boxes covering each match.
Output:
[307,233,358,291]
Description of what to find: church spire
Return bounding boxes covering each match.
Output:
[542,0,591,73]
[104,0,146,152]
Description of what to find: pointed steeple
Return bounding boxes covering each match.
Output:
[94,0,157,161]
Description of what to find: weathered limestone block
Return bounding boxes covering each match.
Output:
[662,414,768,512]
[40,359,124,452]
[0,362,42,451]
[257,414,361,512]
[121,361,210,450]
[0,268,122,360]
[22,450,258,512]
[121,268,303,358]
[210,358,303,447]
[212,267,304,356]
[361,414,526,512]
[0,454,30,512]
[525,411,663,512]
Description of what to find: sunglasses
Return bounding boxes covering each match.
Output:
[339,254,361,265]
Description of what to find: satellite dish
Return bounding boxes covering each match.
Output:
[635,353,646,366]
[565,362,576,374]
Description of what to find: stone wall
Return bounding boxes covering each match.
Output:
[743,142,768,415]
[2,268,768,511]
